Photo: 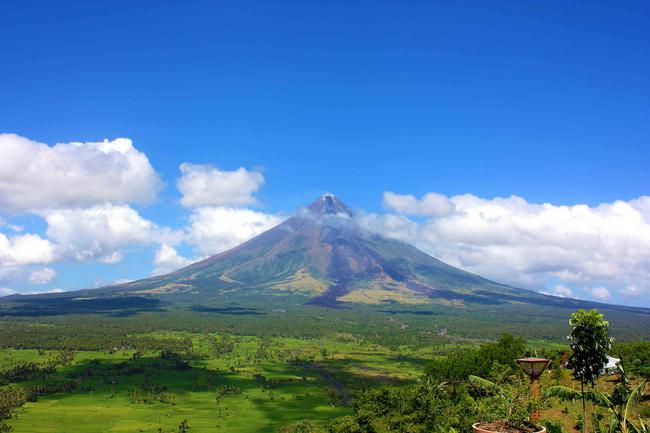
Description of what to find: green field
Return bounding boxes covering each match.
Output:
[1,303,647,433]
[1,334,441,433]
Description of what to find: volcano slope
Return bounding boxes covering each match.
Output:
[1,194,649,340]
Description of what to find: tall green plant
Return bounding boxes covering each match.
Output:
[565,310,612,433]
[544,370,646,433]
[469,374,532,427]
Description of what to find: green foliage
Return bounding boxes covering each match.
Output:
[159,350,190,371]
[469,366,534,427]
[613,341,650,379]
[567,309,612,387]
[322,360,541,433]
[0,305,645,433]
[544,420,563,433]
[425,334,526,382]
[278,420,327,433]
[337,380,478,433]
[178,419,190,433]
[0,387,27,420]
[567,309,612,433]
[575,414,584,432]
[544,362,648,433]
[543,385,583,402]
[328,416,361,433]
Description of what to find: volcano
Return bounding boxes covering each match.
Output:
[42,194,585,309]
[4,194,648,315]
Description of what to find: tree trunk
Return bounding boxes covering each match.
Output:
[581,380,587,433]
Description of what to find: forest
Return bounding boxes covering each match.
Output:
[0,305,648,433]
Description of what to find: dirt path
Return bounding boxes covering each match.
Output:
[303,362,352,404]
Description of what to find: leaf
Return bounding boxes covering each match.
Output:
[623,381,647,433]
[468,375,499,393]
[543,385,582,402]
[584,390,612,408]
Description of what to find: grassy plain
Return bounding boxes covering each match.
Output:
[1,298,647,433]
[2,334,439,433]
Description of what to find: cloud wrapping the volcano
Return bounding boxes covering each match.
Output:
[383,191,454,216]
[187,207,284,256]
[364,192,650,302]
[153,244,192,275]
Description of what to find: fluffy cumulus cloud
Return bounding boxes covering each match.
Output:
[0,134,161,213]
[29,267,57,284]
[177,163,264,207]
[588,286,612,301]
[187,207,284,256]
[0,203,178,289]
[42,204,174,263]
[362,192,650,304]
[0,133,286,293]
[0,134,179,290]
[383,191,454,216]
[0,232,54,266]
[152,244,192,276]
[546,284,574,298]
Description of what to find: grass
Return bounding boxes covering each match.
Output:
[2,330,647,433]
[339,288,430,305]
[2,334,438,433]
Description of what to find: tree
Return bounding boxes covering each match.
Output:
[178,419,190,433]
[425,334,526,383]
[566,310,612,433]
[278,420,326,433]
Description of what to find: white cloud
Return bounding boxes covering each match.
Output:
[0,232,54,266]
[29,267,57,284]
[547,284,574,298]
[0,217,23,232]
[383,191,454,216]
[620,286,640,297]
[0,134,161,213]
[112,278,134,285]
[0,135,285,292]
[363,192,650,304]
[187,207,284,256]
[357,212,419,242]
[0,287,16,296]
[177,163,264,207]
[24,288,64,295]
[42,204,169,263]
[588,286,612,301]
[152,244,192,275]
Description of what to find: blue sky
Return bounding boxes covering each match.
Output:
[1,0,649,306]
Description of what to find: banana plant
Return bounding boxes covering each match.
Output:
[543,364,646,433]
